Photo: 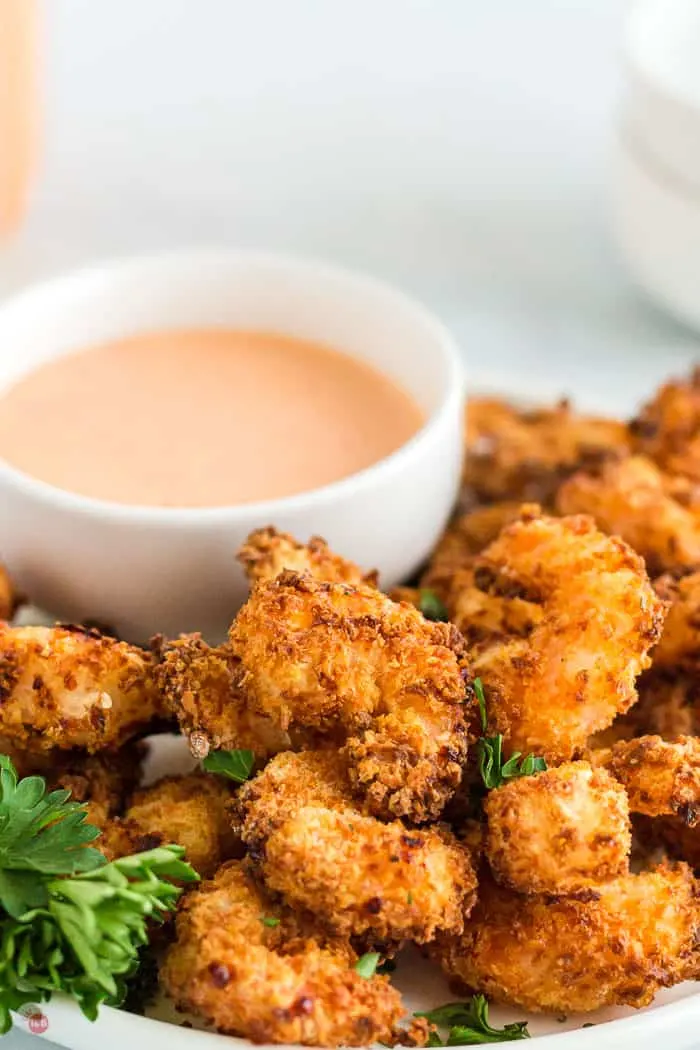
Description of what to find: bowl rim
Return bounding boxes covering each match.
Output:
[0,248,464,526]
[625,0,700,114]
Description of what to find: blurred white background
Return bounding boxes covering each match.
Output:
[1,0,696,416]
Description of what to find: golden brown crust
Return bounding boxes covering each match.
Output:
[160,861,408,1047]
[46,744,145,830]
[0,566,18,622]
[235,750,477,945]
[556,455,700,576]
[229,572,474,822]
[463,397,629,506]
[435,864,700,1012]
[591,735,700,826]
[484,761,631,896]
[653,571,700,670]
[239,527,376,588]
[0,624,161,752]
[154,633,290,758]
[630,369,700,481]
[455,510,665,761]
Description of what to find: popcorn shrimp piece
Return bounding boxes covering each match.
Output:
[160,861,411,1047]
[462,510,664,761]
[653,572,700,670]
[238,527,375,587]
[155,633,290,758]
[591,736,700,826]
[0,624,161,752]
[235,750,476,945]
[630,368,700,482]
[463,397,629,506]
[229,572,473,822]
[436,864,700,1013]
[556,455,700,575]
[484,761,631,896]
[47,744,145,830]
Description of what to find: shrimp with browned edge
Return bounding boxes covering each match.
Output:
[591,736,700,826]
[239,527,375,588]
[229,572,474,822]
[0,624,161,752]
[435,864,700,1013]
[234,750,476,946]
[629,368,700,482]
[456,509,664,762]
[160,861,425,1048]
[484,761,631,896]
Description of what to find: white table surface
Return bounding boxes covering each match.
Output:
[3,1,699,1047]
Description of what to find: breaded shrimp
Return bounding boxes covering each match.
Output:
[100,771,239,874]
[155,633,290,758]
[420,503,524,605]
[463,397,629,506]
[160,861,411,1047]
[0,624,161,752]
[435,864,700,1012]
[239,527,375,588]
[234,750,477,945]
[556,455,700,576]
[459,510,664,761]
[46,744,145,830]
[591,736,700,826]
[630,368,700,481]
[229,572,474,821]
[653,572,700,669]
[484,761,631,896]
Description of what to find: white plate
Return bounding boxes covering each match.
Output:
[10,374,700,1048]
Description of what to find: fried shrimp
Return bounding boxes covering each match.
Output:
[155,633,290,758]
[458,510,664,761]
[556,455,700,576]
[435,864,700,1013]
[463,397,629,506]
[629,368,700,481]
[484,761,631,896]
[100,771,239,873]
[0,624,161,752]
[160,861,411,1047]
[238,527,375,588]
[46,744,145,830]
[229,571,473,821]
[653,572,700,670]
[591,736,700,826]
[235,750,477,945]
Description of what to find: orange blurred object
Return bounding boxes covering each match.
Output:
[0,0,37,236]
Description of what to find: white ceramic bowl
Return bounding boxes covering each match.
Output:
[0,250,464,642]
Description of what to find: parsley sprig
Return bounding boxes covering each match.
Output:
[418,995,530,1044]
[474,678,546,790]
[0,756,198,1033]
[418,589,449,622]
[201,749,255,783]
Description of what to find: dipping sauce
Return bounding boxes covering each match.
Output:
[0,330,424,507]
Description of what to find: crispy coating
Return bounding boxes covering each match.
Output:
[239,527,375,587]
[46,744,145,830]
[160,861,409,1047]
[591,736,700,826]
[155,633,290,758]
[463,397,629,506]
[629,369,700,481]
[235,750,477,945]
[420,503,523,605]
[484,761,631,896]
[0,566,17,622]
[436,864,700,1012]
[100,772,239,874]
[458,510,664,761]
[653,571,700,670]
[0,624,161,752]
[229,572,473,822]
[556,455,700,576]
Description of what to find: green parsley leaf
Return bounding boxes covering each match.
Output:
[354,952,380,979]
[417,995,530,1044]
[201,749,255,783]
[259,915,280,927]
[418,589,449,622]
[0,844,198,1033]
[473,677,488,734]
